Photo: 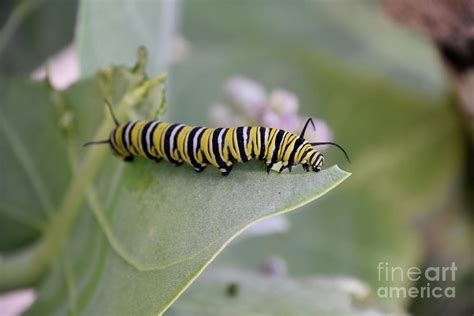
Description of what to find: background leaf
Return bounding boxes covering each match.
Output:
[76,0,180,77]
[166,267,400,316]
[0,78,72,251]
[0,0,77,75]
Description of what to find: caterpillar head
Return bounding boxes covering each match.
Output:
[300,118,350,170]
[108,127,123,158]
[310,152,324,172]
[83,100,135,162]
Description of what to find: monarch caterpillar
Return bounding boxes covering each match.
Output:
[84,101,349,175]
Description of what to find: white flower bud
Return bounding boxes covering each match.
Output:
[269,89,299,115]
[261,111,281,128]
[31,45,79,90]
[278,113,301,132]
[224,76,268,120]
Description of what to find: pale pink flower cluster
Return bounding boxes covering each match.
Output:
[31,45,79,90]
[210,76,333,144]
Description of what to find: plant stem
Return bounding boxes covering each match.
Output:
[0,118,110,291]
[0,74,165,291]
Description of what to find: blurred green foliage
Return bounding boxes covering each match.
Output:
[0,0,77,75]
[0,0,471,315]
[166,267,401,315]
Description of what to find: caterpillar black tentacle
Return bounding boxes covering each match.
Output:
[84,103,349,175]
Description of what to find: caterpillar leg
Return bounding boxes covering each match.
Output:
[302,163,310,172]
[266,163,274,174]
[278,162,292,173]
[194,166,206,173]
[124,156,134,162]
[220,165,233,176]
[154,157,162,163]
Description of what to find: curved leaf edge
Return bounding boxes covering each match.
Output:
[159,165,351,315]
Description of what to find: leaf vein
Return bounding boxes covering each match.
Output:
[0,110,55,217]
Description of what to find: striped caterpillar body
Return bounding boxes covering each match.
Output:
[84,102,349,175]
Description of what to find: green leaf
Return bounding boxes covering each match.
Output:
[0,78,70,251]
[167,267,399,316]
[0,52,350,315]
[76,0,179,77]
[0,0,77,75]
[25,162,348,315]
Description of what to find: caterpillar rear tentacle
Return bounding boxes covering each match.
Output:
[84,103,349,175]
